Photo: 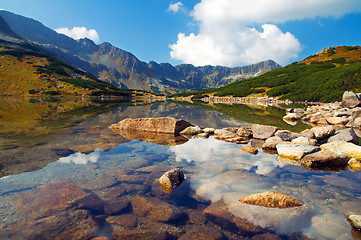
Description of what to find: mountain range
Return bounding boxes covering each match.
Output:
[0,10,281,93]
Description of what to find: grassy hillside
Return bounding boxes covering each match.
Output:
[209,46,361,102]
[0,47,146,97]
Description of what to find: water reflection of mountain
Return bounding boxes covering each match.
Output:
[0,98,310,177]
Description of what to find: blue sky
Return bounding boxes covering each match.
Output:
[1,0,361,67]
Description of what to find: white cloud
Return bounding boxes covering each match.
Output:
[55,26,100,43]
[168,2,184,13]
[170,0,361,66]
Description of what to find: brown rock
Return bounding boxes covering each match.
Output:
[116,172,147,184]
[262,136,285,150]
[109,117,193,136]
[5,210,97,240]
[104,196,131,215]
[121,183,149,195]
[106,213,138,228]
[241,146,259,155]
[81,176,118,190]
[224,136,250,144]
[251,139,265,149]
[252,124,278,140]
[131,196,185,222]
[95,184,127,201]
[186,208,207,225]
[239,191,303,208]
[326,116,349,125]
[301,129,315,139]
[311,125,336,139]
[8,181,104,219]
[178,226,226,240]
[112,229,170,240]
[237,127,252,138]
[251,233,282,240]
[300,150,349,170]
[157,168,185,193]
[214,130,238,140]
[203,199,264,235]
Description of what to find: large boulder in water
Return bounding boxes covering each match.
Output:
[110,117,193,136]
[341,91,361,108]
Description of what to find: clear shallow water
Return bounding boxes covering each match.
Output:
[0,97,361,239]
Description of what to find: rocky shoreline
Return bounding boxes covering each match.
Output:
[108,91,361,236]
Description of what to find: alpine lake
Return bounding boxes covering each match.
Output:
[0,96,361,240]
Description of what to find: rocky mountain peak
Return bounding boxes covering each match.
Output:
[0,10,282,93]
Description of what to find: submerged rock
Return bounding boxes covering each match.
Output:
[157,168,185,193]
[112,229,170,240]
[109,117,192,136]
[276,143,320,160]
[131,196,185,222]
[203,199,264,235]
[178,226,226,240]
[5,181,104,219]
[240,146,258,155]
[239,191,304,209]
[4,210,98,240]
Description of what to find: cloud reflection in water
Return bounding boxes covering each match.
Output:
[170,137,315,235]
[58,149,102,164]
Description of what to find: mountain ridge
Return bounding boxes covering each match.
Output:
[0,10,281,93]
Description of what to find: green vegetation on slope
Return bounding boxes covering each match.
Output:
[0,47,147,97]
[210,46,361,102]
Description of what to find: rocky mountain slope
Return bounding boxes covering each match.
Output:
[207,46,361,102]
[0,10,281,93]
[0,16,144,97]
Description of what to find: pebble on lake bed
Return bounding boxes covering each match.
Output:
[158,168,185,193]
